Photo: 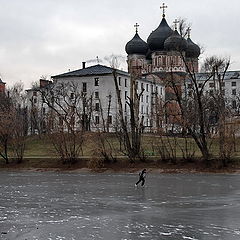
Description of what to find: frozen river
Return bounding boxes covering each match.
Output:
[0,171,240,240]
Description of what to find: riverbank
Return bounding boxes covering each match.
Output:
[1,157,240,174]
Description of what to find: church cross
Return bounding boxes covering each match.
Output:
[187,27,191,38]
[160,3,168,18]
[134,23,139,33]
[173,19,179,30]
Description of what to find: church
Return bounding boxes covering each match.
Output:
[125,3,200,76]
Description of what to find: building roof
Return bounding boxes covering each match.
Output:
[195,71,240,81]
[125,32,148,55]
[52,64,129,78]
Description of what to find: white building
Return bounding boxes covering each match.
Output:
[186,71,240,115]
[26,63,165,133]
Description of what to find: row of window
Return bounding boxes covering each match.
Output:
[188,81,238,89]
[95,115,112,125]
[136,82,163,95]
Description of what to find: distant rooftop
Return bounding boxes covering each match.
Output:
[196,71,240,81]
[52,64,129,78]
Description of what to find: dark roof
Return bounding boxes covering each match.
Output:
[147,17,173,51]
[52,64,129,78]
[190,71,240,81]
[164,30,188,52]
[125,32,148,55]
[186,37,201,58]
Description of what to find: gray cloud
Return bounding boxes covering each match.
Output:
[0,0,239,88]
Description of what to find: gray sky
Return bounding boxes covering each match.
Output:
[0,0,239,88]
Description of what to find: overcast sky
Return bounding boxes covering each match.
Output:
[0,0,239,88]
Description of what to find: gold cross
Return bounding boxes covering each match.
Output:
[134,23,139,33]
[187,27,191,38]
[173,19,179,30]
[160,3,168,17]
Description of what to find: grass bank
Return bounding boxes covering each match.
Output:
[0,134,240,173]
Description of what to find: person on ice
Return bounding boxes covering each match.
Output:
[135,169,146,187]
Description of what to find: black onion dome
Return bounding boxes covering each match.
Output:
[164,30,188,51]
[125,33,148,55]
[147,18,173,51]
[186,38,201,58]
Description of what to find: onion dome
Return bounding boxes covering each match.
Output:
[147,17,173,51]
[186,37,201,58]
[125,32,148,55]
[164,30,188,52]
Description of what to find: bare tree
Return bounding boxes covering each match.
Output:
[0,94,13,164]
[108,55,145,162]
[203,56,235,166]
[8,82,28,162]
[39,81,91,164]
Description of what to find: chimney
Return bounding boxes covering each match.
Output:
[40,79,52,88]
[82,62,86,69]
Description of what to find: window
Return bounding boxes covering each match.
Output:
[141,105,144,114]
[33,98,37,104]
[33,91,37,96]
[94,78,99,86]
[209,82,214,88]
[125,91,127,100]
[146,106,149,115]
[156,86,158,94]
[188,84,193,89]
[43,107,46,114]
[70,93,74,99]
[95,92,99,99]
[160,87,163,95]
[141,83,144,90]
[198,83,203,88]
[232,100,237,109]
[95,102,100,111]
[209,90,214,96]
[118,77,121,86]
[141,95,144,102]
[108,115,112,124]
[83,82,87,92]
[232,81,236,87]
[146,84,149,92]
[232,89,236,95]
[125,79,127,87]
[95,116,99,124]
[146,95,149,103]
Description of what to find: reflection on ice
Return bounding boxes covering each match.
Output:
[0,172,240,240]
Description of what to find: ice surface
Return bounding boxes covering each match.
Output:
[0,172,240,240]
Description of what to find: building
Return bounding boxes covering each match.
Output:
[189,71,240,114]
[27,63,164,133]
[125,4,200,76]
